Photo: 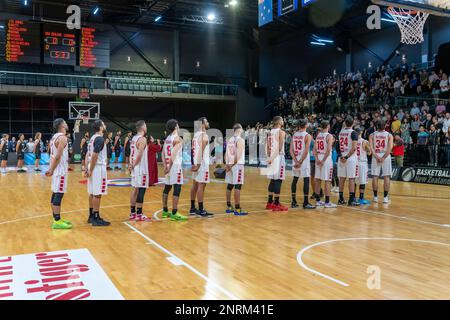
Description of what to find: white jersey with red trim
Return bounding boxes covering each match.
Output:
[339,127,355,158]
[225,135,245,165]
[87,133,107,166]
[163,132,182,166]
[292,131,309,161]
[315,132,331,161]
[356,138,368,163]
[192,131,210,166]
[268,128,285,156]
[372,131,391,157]
[130,134,149,176]
[49,132,68,176]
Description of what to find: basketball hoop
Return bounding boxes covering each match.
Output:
[388,6,429,45]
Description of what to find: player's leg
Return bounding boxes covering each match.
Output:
[50,192,72,229]
[130,187,138,220]
[170,184,187,221]
[196,183,212,216]
[324,165,337,208]
[266,179,275,209]
[88,194,94,223]
[162,184,172,218]
[226,184,235,213]
[383,176,391,204]
[135,187,151,221]
[190,181,199,214]
[372,176,379,202]
[272,179,288,211]
[90,168,110,226]
[291,175,299,208]
[302,177,316,209]
[34,157,40,171]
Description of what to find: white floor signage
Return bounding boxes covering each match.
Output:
[0,248,124,300]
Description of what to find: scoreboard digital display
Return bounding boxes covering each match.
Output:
[5,20,41,64]
[79,27,110,68]
[43,24,76,66]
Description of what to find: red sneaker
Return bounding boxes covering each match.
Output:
[135,214,152,222]
[272,203,289,212]
[129,214,137,221]
[265,203,275,210]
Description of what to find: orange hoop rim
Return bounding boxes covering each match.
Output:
[388,6,418,15]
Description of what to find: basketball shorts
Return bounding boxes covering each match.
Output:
[52,174,68,194]
[35,153,41,160]
[0,152,7,161]
[292,159,311,178]
[315,158,333,181]
[337,156,357,179]
[81,152,87,161]
[17,153,24,160]
[88,165,108,196]
[193,163,210,183]
[131,173,149,188]
[125,149,131,157]
[267,155,286,180]
[356,162,369,185]
[371,155,392,177]
[166,165,184,185]
[115,148,121,158]
[225,164,245,185]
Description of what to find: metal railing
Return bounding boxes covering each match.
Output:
[0,70,239,97]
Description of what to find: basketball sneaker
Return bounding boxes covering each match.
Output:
[265,203,275,210]
[291,201,299,208]
[234,208,248,216]
[225,206,235,214]
[52,220,73,230]
[331,187,339,193]
[34,168,41,172]
[162,211,170,219]
[196,209,214,218]
[348,200,360,206]
[170,212,188,221]
[92,216,111,227]
[303,203,316,210]
[129,213,137,221]
[87,214,94,224]
[316,201,325,207]
[359,199,371,205]
[324,202,337,208]
[135,214,152,222]
[373,196,378,203]
[338,199,346,205]
[272,203,289,212]
[383,196,390,204]
[189,208,198,216]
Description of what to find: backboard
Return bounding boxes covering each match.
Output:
[372,0,450,17]
[69,101,100,121]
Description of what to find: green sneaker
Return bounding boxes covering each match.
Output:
[63,220,73,226]
[162,210,170,219]
[170,212,188,221]
[52,220,73,230]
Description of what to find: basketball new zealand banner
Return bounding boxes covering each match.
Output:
[397,166,450,186]
[0,249,123,300]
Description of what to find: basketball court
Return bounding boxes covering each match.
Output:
[0,0,449,303]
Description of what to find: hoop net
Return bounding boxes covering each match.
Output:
[388,7,429,45]
[82,115,89,125]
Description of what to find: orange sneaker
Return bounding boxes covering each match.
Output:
[272,203,289,212]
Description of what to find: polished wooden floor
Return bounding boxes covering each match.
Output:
[0,165,449,300]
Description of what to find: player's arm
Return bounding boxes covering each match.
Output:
[363,140,371,155]
[0,140,4,151]
[299,134,311,165]
[346,131,359,159]
[47,136,67,176]
[312,139,318,162]
[383,134,394,160]
[368,134,376,158]
[289,138,296,163]
[196,134,208,164]
[323,135,334,161]
[279,130,286,155]
[33,140,39,153]
[235,138,245,167]
[131,137,147,169]
[80,138,85,149]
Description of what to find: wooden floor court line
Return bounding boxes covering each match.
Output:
[296,237,450,287]
[124,222,240,300]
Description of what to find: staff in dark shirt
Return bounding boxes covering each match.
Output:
[16,134,27,172]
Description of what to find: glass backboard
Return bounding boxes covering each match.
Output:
[372,0,450,16]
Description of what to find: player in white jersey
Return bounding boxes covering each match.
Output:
[128,120,152,222]
[190,117,214,217]
[224,123,248,216]
[265,116,289,212]
[354,127,372,205]
[161,119,188,221]
[85,120,110,227]
[290,119,316,210]
[369,119,394,204]
[337,116,360,206]
[45,118,72,230]
[313,120,337,208]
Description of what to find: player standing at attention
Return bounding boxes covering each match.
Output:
[265,116,289,212]
[369,120,394,204]
[337,116,359,206]
[33,132,42,172]
[0,134,9,174]
[46,118,72,230]
[355,127,371,205]
[313,121,337,208]
[16,134,27,173]
[124,131,132,170]
[162,119,188,221]
[105,132,113,170]
[225,123,248,216]
[290,119,316,210]
[80,132,89,171]
[190,117,214,217]
[113,130,122,170]
[129,121,152,222]
[85,120,111,227]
